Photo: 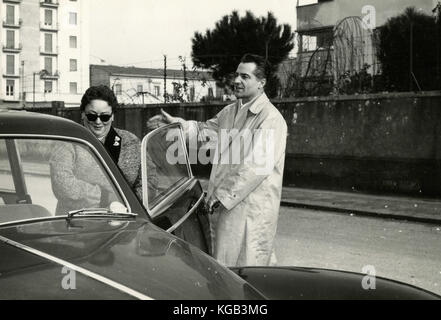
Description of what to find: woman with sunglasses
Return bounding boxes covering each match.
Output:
[50,85,142,214]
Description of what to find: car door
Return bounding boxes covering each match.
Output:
[141,123,211,254]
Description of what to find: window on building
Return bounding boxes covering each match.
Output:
[317,29,333,48]
[44,33,53,53]
[44,9,53,26]
[6,80,14,97]
[44,57,53,74]
[6,55,15,75]
[137,84,143,93]
[208,87,214,98]
[69,36,77,48]
[114,84,122,96]
[69,82,77,94]
[44,81,53,93]
[301,35,318,52]
[70,59,77,72]
[6,5,14,25]
[6,30,15,49]
[69,12,77,25]
[154,85,160,97]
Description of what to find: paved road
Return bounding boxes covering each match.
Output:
[275,206,441,296]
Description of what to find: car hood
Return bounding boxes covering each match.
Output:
[0,218,264,300]
[231,267,440,300]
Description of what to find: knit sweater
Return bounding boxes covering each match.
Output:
[50,127,142,214]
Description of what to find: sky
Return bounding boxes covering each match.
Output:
[89,0,314,69]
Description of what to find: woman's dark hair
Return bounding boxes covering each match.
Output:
[80,85,119,112]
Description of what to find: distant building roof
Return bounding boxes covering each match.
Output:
[90,64,214,81]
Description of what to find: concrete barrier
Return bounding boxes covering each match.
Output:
[27,91,441,197]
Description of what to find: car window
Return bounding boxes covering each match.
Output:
[142,124,192,212]
[0,138,125,224]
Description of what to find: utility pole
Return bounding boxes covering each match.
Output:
[409,21,413,92]
[180,56,188,99]
[33,72,36,108]
[163,55,167,103]
[434,2,441,85]
[20,61,24,107]
[33,69,49,108]
[183,59,187,92]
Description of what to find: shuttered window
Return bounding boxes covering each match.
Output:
[6,55,15,75]
[44,33,53,53]
[45,57,53,74]
[45,9,53,25]
[6,30,15,48]
[6,5,14,25]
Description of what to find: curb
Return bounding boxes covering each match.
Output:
[281,201,441,225]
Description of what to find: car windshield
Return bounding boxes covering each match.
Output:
[0,138,125,224]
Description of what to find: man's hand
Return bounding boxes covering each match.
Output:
[146,114,168,132]
[160,109,190,133]
[146,109,187,133]
[161,109,185,124]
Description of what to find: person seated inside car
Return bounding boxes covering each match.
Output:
[50,85,143,214]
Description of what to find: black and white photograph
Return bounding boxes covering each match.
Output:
[0,0,441,307]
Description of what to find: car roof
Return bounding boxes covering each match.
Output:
[0,110,93,141]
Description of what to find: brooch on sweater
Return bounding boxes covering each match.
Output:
[113,136,121,147]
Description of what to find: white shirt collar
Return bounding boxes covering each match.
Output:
[238,94,261,111]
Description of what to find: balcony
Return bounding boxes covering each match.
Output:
[40,0,59,8]
[40,46,58,56]
[2,18,22,29]
[3,0,22,3]
[297,1,338,32]
[2,43,22,53]
[40,70,60,80]
[40,22,59,32]
[3,73,20,79]
[2,97,20,103]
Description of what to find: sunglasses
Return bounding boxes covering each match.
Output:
[85,113,113,122]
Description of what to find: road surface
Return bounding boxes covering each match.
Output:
[275,206,441,296]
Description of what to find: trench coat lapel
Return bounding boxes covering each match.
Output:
[217,94,268,157]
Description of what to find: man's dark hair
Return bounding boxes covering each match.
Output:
[240,54,270,80]
[80,85,119,112]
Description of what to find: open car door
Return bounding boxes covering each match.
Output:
[141,123,211,254]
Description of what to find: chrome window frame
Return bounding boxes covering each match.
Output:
[141,123,194,218]
[0,134,132,224]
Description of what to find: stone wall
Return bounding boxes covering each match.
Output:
[33,91,441,196]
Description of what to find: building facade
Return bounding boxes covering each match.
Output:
[90,64,219,104]
[297,0,438,59]
[0,0,89,108]
[293,0,439,94]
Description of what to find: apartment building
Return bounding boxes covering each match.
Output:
[297,0,438,58]
[90,64,219,104]
[0,0,89,108]
[292,0,439,92]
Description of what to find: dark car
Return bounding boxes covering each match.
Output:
[0,110,439,300]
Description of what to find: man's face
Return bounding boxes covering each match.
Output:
[233,62,265,103]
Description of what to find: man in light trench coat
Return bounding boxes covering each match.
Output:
[161,54,287,267]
